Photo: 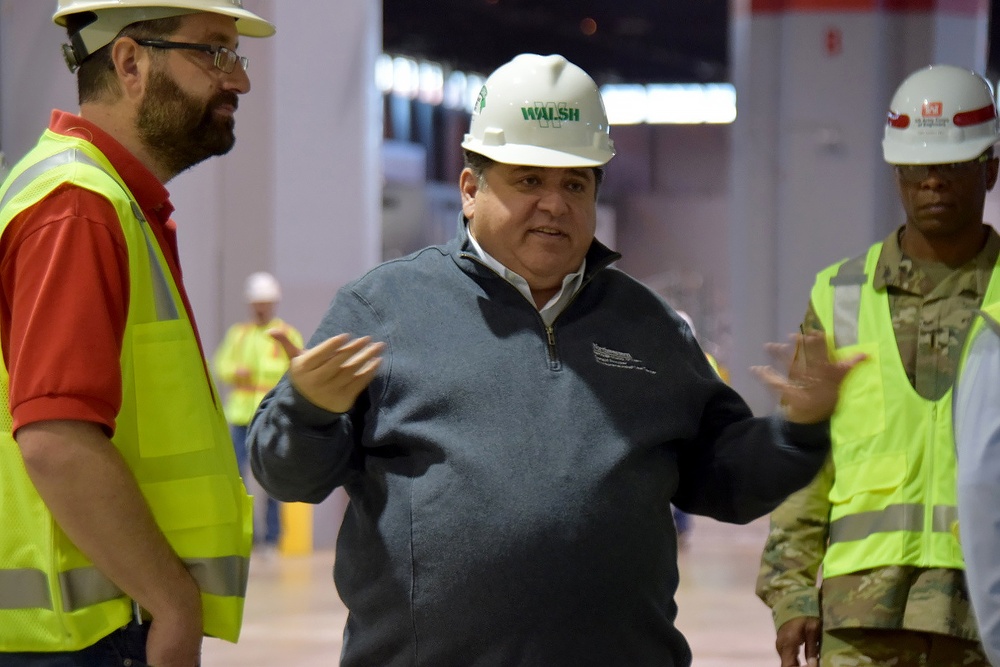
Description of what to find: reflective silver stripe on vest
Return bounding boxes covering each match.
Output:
[0,555,249,612]
[829,503,958,543]
[0,149,101,212]
[59,567,126,612]
[129,200,179,321]
[828,253,868,348]
[0,569,51,610]
[0,149,178,321]
[187,556,250,598]
[932,504,959,532]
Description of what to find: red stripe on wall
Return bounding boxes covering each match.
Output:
[743,0,984,14]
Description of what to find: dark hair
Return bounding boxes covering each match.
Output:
[462,149,605,195]
[65,13,184,104]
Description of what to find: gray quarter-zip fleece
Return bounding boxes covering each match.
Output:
[249,219,829,667]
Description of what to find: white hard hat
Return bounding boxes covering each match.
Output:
[53,0,274,72]
[883,64,1000,165]
[461,53,615,168]
[244,271,280,303]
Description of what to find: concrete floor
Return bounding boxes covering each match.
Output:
[202,516,778,666]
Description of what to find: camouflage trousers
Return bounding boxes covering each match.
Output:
[821,628,988,666]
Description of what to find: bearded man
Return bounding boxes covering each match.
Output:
[0,2,273,666]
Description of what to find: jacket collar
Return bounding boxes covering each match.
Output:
[451,214,621,282]
[875,224,1000,296]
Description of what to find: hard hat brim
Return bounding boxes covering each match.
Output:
[883,136,999,165]
[53,1,275,38]
[461,141,615,168]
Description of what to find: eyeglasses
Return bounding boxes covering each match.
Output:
[133,38,249,74]
[895,153,990,184]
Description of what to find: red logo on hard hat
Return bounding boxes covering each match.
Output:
[922,102,943,117]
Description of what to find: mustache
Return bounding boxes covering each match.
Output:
[210,92,239,111]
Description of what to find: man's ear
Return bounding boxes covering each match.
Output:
[110,37,149,100]
[459,168,478,219]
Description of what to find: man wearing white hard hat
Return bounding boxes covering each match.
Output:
[758,64,1000,667]
[213,272,302,558]
[0,1,273,664]
[249,53,858,666]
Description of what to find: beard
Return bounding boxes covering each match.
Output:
[137,69,240,177]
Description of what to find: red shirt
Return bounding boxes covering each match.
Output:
[0,110,204,434]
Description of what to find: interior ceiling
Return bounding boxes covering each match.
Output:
[382,0,730,85]
[385,2,1000,88]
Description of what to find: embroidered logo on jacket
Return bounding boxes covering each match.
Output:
[592,343,656,374]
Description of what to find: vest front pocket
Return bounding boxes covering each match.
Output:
[131,320,215,458]
[830,342,885,445]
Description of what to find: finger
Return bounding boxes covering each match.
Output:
[295,333,352,372]
[318,338,381,380]
[317,353,384,413]
[343,342,386,372]
[834,352,868,376]
[804,620,822,661]
[323,343,385,391]
[777,645,802,667]
[336,357,384,397]
[750,365,798,395]
[301,336,375,381]
[800,332,831,359]
[764,340,797,370]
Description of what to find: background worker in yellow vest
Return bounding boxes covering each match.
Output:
[756,64,1000,667]
[672,309,732,547]
[214,272,302,555]
[0,1,274,665]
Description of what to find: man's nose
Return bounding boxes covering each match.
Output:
[224,64,251,94]
[537,189,570,215]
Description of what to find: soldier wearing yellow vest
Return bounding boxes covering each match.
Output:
[0,1,274,665]
[756,64,1000,667]
[214,272,302,554]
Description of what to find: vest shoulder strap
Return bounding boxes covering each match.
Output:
[829,249,871,348]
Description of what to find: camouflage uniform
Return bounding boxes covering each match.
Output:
[756,226,1000,665]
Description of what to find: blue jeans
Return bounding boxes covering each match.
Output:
[2,620,149,666]
[230,424,280,545]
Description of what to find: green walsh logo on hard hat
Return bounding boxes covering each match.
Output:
[521,102,581,127]
[474,86,488,114]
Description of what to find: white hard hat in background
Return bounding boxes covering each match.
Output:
[53,0,275,72]
[883,64,1000,165]
[244,271,281,304]
[461,53,615,168]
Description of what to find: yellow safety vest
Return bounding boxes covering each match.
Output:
[0,130,252,651]
[214,320,302,426]
[812,243,1000,578]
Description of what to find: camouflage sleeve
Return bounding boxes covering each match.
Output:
[755,454,833,630]
[755,301,832,630]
